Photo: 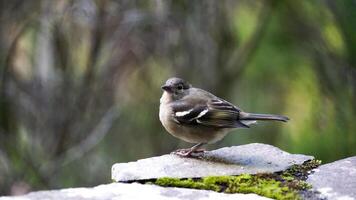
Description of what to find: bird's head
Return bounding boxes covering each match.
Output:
[161,77,191,100]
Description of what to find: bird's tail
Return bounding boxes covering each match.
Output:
[239,112,289,122]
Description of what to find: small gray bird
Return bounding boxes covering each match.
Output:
[159,77,289,157]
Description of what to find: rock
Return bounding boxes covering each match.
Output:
[112,143,313,182]
[307,156,356,200]
[0,182,271,200]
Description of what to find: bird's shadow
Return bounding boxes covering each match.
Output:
[172,151,278,168]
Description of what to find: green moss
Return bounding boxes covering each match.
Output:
[153,159,322,200]
[155,174,300,200]
[155,177,220,192]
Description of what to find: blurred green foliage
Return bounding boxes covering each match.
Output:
[0,0,355,196]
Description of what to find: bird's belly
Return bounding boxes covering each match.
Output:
[159,104,230,144]
[170,125,230,144]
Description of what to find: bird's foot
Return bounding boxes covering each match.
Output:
[171,148,206,157]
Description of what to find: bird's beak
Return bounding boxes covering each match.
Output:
[161,85,172,92]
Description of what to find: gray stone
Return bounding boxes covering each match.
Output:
[112,143,313,182]
[0,182,271,200]
[307,156,356,200]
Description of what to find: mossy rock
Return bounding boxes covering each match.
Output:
[150,160,321,200]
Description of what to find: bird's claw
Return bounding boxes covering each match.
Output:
[171,148,206,157]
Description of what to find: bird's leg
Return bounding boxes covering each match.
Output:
[172,143,206,157]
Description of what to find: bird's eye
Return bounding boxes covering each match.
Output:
[177,85,183,90]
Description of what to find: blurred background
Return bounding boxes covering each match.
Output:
[0,0,355,196]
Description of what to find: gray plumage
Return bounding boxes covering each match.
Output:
[159,77,289,156]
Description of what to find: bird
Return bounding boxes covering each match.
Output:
[159,77,289,157]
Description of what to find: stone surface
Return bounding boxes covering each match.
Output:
[112,143,313,182]
[0,182,271,200]
[307,156,356,200]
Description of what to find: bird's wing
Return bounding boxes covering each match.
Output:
[171,98,249,128]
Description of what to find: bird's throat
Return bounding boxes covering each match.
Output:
[160,92,172,104]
